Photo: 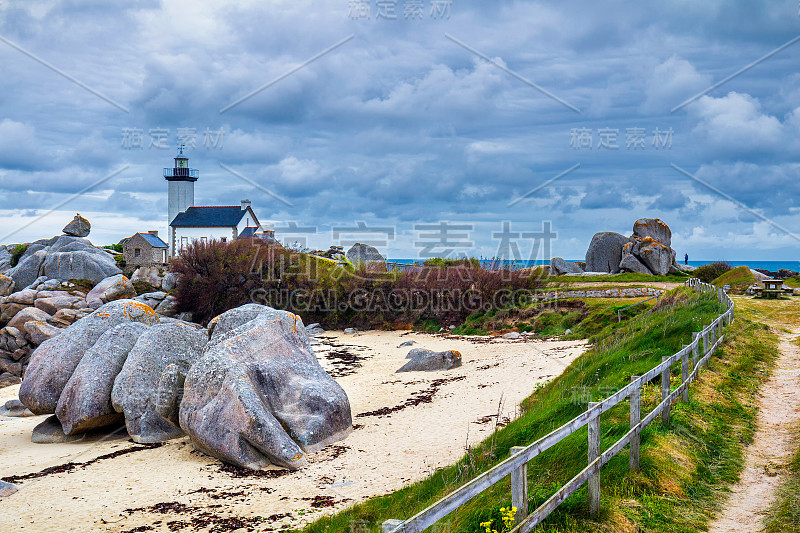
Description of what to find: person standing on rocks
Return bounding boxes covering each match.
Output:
[684,253,689,265]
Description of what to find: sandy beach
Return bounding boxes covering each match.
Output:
[0,330,585,533]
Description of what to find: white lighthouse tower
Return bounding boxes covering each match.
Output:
[164,145,198,257]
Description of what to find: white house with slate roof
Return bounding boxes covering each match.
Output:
[164,149,274,257]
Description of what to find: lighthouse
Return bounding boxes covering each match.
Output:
[164,145,199,256]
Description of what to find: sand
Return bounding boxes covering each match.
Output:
[0,330,585,533]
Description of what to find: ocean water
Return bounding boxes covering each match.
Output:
[387,259,800,272]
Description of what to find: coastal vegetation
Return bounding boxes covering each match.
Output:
[301,288,777,533]
[171,239,542,327]
[9,244,27,268]
[711,266,756,294]
[693,261,732,284]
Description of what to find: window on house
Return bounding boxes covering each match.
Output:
[221,237,227,243]
[134,248,141,258]
[180,237,189,250]
[200,237,208,244]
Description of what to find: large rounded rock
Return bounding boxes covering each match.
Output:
[48,235,98,254]
[632,238,674,276]
[7,307,51,331]
[207,303,274,342]
[632,218,671,247]
[585,232,628,273]
[397,349,462,372]
[62,214,91,237]
[56,322,150,435]
[112,322,207,443]
[34,295,84,315]
[18,300,159,415]
[550,257,584,276]
[86,274,136,308]
[619,252,652,275]
[6,288,37,305]
[24,320,62,346]
[8,250,47,289]
[42,250,120,284]
[180,306,352,470]
[346,243,385,266]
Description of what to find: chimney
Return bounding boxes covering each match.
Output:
[241,199,251,211]
[148,230,159,237]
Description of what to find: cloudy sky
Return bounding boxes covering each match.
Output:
[1,0,799,262]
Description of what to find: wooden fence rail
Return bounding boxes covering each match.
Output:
[384,278,734,533]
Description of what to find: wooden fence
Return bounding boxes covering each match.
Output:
[383,278,734,533]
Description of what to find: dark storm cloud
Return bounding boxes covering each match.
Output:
[0,0,799,258]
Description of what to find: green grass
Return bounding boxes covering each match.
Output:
[301,289,777,533]
[712,266,755,294]
[784,276,800,289]
[9,244,27,267]
[451,298,657,340]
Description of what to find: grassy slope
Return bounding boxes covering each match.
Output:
[453,298,657,339]
[301,289,777,533]
[712,266,756,294]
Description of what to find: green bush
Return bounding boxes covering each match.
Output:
[132,280,159,296]
[693,261,732,283]
[9,244,27,267]
[423,257,481,268]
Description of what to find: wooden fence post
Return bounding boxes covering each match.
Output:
[629,376,641,471]
[509,446,528,525]
[692,332,699,369]
[661,356,670,428]
[681,346,689,403]
[588,402,600,517]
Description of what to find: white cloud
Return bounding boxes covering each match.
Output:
[642,56,712,113]
[690,92,783,152]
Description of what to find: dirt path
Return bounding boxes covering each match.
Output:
[708,329,800,533]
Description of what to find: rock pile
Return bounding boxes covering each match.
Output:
[0,277,95,386]
[15,301,352,471]
[550,218,689,276]
[0,271,186,387]
[4,235,120,288]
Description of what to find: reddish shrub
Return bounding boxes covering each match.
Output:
[172,239,543,328]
